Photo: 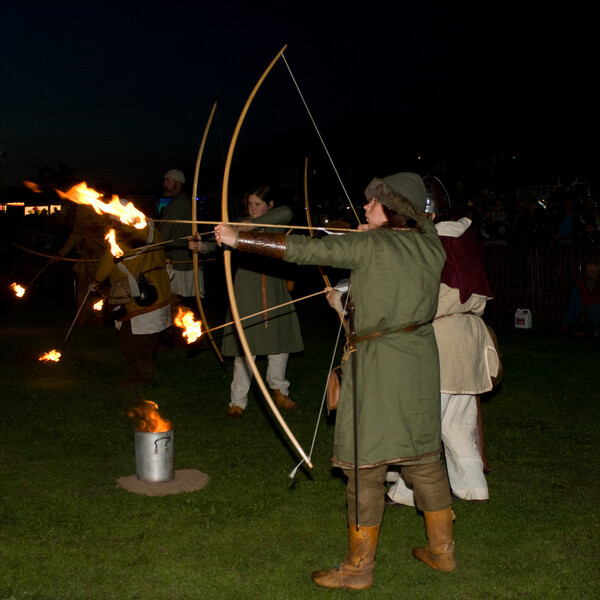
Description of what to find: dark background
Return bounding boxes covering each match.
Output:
[0,1,595,201]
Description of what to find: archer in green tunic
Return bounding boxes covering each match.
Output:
[215,172,458,588]
[220,186,303,417]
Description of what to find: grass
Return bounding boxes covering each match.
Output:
[1,272,599,599]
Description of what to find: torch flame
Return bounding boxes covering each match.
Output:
[128,400,172,433]
[23,181,41,193]
[93,299,104,311]
[173,307,202,343]
[26,181,147,230]
[10,282,25,297]
[105,229,123,258]
[39,349,61,362]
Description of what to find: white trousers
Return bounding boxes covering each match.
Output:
[388,393,489,504]
[169,268,204,298]
[229,353,289,409]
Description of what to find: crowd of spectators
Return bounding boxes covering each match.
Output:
[1,179,599,261]
[446,180,599,246]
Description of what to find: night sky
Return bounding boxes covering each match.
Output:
[1,1,594,196]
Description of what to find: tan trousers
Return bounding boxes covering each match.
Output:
[344,459,451,526]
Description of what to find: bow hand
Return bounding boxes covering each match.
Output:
[188,232,208,252]
[214,224,238,248]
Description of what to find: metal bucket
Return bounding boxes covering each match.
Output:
[134,430,174,482]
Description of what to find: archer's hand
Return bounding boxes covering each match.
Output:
[188,233,207,252]
[214,224,237,248]
[325,287,347,316]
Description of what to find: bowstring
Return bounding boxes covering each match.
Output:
[289,288,350,479]
[281,53,362,227]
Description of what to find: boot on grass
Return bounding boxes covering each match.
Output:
[272,388,299,411]
[412,508,457,572]
[311,523,380,589]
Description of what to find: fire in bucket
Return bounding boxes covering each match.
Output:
[128,400,174,483]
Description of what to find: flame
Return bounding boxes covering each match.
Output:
[93,299,104,311]
[39,349,61,362]
[173,307,202,343]
[128,400,172,433]
[10,282,25,297]
[105,229,123,258]
[26,181,147,230]
[24,181,41,193]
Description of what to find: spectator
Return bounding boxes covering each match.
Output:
[560,260,600,336]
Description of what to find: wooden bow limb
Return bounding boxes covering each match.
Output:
[191,100,225,371]
[222,44,313,470]
[9,241,80,262]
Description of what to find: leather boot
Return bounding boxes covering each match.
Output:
[272,389,299,411]
[311,523,380,589]
[412,508,457,572]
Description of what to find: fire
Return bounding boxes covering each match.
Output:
[93,299,104,311]
[105,229,123,258]
[173,307,202,343]
[26,181,147,229]
[39,349,61,362]
[10,282,25,297]
[128,400,172,433]
[23,181,41,193]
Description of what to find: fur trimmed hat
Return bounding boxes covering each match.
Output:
[364,172,427,224]
[164,169,185,184]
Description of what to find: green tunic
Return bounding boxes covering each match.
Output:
[221,206,304,357]
[285,220,446,468]
[158,191,194,271]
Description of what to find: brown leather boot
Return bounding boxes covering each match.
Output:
[311,523,380,589]
[272,389,299,411]
[227,405,244,418]
[412,508,457,572]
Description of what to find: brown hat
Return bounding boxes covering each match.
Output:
[364,172,426,224]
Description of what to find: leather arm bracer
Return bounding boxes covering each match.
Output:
[236,231,287,260]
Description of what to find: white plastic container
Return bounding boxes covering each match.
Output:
[514,308,532,329]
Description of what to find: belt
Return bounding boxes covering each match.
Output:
[349,323,423,346]
[342,324,424,361]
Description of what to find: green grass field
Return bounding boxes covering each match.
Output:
[1,278,599,599]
